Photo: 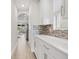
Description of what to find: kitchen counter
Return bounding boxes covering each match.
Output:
[39,30,68,39]
[48,30,68,39]
[35,35,68,54]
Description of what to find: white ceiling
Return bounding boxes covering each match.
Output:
[12,0,40,10]
[12,0,30,10]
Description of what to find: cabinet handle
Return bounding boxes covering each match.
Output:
[61,6,65,16]
[61,6,63,16]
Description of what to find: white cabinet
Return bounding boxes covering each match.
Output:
[34,38,44,59]
[53,0,68,30]
[43,42,56,59]
[53,0,62,13]
[62,0,68,18]
[49,45,68,59]
[34,37,68,59]
[43,41,67,59]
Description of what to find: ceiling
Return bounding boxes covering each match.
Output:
[12,0,40,10]
[12,0,30,10]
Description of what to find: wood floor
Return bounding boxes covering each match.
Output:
[11,35,36,59]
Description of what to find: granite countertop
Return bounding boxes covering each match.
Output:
[48,30,68,39]
[39,30,68,39]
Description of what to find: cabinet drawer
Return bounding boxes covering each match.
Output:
[35,38,45,59]
[42,40,67,59]
[43,42,57,59]
[42,40,51,50]
[49,46,68,59]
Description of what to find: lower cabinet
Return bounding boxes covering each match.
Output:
[34,38,67,59]
[44,53,57,59]
[34,38,44,59]
[43,42,57,59]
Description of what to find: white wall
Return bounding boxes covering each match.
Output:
[40,0,53,25]
[29,1,41,25]
[29,0,54,25]
[11,1,17,51]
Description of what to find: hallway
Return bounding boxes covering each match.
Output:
[11,34,36,59]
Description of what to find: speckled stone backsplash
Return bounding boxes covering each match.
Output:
[38,24,68,39]
[38,24,53,34]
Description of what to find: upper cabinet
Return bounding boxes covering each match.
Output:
[61,0,68,18]
[53,0,62,14]
[53,0,68,30]
[61,0,68,30]
[65,0,68,18]
[39,0,68,26]
[52,0,68,18]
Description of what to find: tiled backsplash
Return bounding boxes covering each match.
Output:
[38,24,53,34]
[38,24,68,39]
[32,24,68,39]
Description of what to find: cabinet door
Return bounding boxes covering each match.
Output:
[53,0,62,13]
[43,48,56,59]
[35,39,44,59]
[43,41,67,59]
[62,0,68,18]
[43,53,56,59]
[49,46,68,59]
[43,42,56,59]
